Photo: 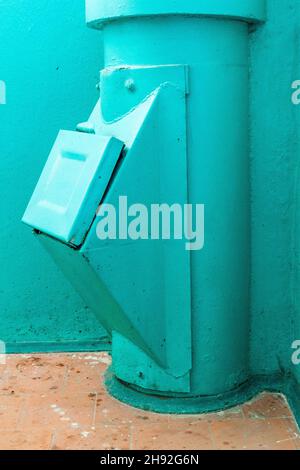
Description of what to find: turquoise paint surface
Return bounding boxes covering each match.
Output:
[24,2,254,404]
[249,0,300,416]
[250,0,300,380]
[2,0,300,421]
[0,0,109,352]
[20,0,300,420]
[99,16,251,397]
[23,132,124,245]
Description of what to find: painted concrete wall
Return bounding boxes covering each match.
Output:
[0,0,109,352]
[250,0,299,385]
[1,0,300,406]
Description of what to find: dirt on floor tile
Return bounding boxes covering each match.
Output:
[0,353,299,450]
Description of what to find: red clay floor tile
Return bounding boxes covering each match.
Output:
[0,353,298,450]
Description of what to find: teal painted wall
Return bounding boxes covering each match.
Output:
[1,0,300,417]
[250,0,299,381]
[0,0,109,352]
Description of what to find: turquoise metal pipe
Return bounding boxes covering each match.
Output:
[22,0,266,413]
[102,17,250,398]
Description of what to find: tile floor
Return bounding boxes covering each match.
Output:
[0,352,299,450]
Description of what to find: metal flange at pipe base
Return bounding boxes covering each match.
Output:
[105,370,261,415]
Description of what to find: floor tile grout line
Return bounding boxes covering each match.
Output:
[61,363,70,394]
[91,392,98,429]
[1,353,299,451]
[129,423,134,450]
[50,431,56,450]
[207,421,218,451]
